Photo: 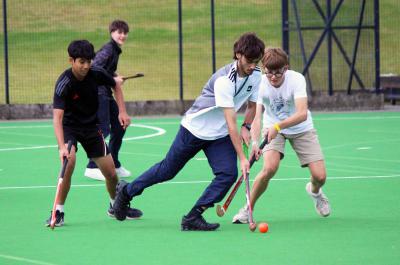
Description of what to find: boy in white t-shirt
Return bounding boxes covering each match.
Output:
[113,33,265,231]
[233,47,330,224]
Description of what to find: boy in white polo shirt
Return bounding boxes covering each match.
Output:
[233,47,330,224]
[113,32,265,231]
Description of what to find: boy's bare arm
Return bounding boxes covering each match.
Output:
[113,76,131,129]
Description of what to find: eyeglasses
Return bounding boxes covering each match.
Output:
[265,68,285,78]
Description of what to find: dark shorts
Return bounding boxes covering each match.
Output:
[64,125,110,159]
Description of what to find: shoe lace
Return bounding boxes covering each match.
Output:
[316,195,329,210]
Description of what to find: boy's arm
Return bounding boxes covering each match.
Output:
[240,101,257,146]
[113,76,131,129]
[223,108,250,177]
[267,97,308,142]
[53,109,69,163]
[92,46,111,70]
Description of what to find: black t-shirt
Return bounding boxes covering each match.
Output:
[92,39,122,97]
[53,67,116,127]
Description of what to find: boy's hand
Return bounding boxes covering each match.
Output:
[59,145,71,164]
[119,112,131,130]
[114,75,124,86]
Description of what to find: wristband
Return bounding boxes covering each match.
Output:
[241,123,251,131]
[273,123,281,132]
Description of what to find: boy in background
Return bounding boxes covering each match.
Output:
[84,20,132,181]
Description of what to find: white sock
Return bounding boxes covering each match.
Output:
[110,198,115,206]
[56,204,64,212]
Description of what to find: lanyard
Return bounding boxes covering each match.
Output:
[234,75,249,97]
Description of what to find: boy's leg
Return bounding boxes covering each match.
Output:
[56,145,77,204]
[45,141,77,227]
[92,154,118,198]
[249,150,281,208]
[308,160,327,192]
[233,133,285,224]
[181,136,236,231]
[85,90,110,178]
[194,135,238,208]
[124,126,203,198]
[92,154,143,219]
[113,126,203,221]
[289,129,330,217]
[108,99,129,175]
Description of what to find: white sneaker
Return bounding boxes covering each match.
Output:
[84,168,105,181]
[232,205,249,224]
[306,182,331,217]
[116,166,131,178]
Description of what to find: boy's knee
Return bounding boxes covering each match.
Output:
[260,165,277,180]
[312,173,326,185]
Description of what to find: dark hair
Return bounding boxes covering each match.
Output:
[67,40,95,60]
[109,20,129,33]
[262,47,289,70]
[232,32,265,60]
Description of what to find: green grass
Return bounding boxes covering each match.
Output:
[0,112,400,264]
[0,0,398,104]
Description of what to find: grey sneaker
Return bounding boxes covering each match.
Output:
[306,182,331,217]
[45,210,65,227]
[232,205,249,224]
[113,180,131,221]
[108,203,142,219]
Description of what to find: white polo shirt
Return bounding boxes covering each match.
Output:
[181,61,262,140]
[257,70,314,134]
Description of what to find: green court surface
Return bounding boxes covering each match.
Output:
[0,112,399,265]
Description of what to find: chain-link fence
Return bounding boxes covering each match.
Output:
[0,0,279,104]
[0,0,399,104]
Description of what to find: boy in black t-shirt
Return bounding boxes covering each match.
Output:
[46,40,142,227]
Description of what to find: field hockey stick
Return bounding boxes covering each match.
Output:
[216,137,268,217]
[122,72,144,81]
[244,171,256,231]
[50,140,73,230]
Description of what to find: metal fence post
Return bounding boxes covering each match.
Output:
[3,0,10,104]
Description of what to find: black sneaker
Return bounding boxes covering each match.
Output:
[181,215,220,231]
[108,203,143,219]
[113,180,131,221]
[45,210,64,227]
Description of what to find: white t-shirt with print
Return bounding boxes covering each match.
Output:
[181,61,262,140]
[257,70,314,134]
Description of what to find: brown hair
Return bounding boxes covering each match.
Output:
[232,32,265,61]
[262,47,289,70]
[109,20,129,34]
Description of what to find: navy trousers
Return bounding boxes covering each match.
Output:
[125,126,238,208]
[87,87,126,169]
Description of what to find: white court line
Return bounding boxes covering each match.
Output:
[0,254,57,265]
[0,124,165,152]
[1,174,399,191]
[313,115,400,121]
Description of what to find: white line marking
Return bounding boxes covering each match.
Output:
[357,147,371,150]
[0,254,57,265]
[195,158,207,160]
[0,125,52,129]
[0,124,165,152]
[124,124,166,140]
[1,174,399,191]
[313,115,400,121]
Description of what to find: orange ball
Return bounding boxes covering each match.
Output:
[258,222,269,233]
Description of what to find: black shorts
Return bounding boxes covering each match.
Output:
[63,125,110,159]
